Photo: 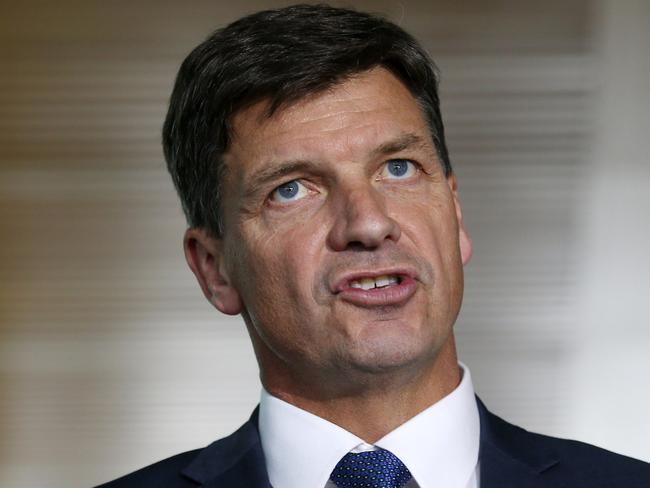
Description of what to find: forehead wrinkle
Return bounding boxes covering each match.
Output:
[267,125,431,176]
[276,105,378,140]
[253,116,387,170]
[226,69,435,202]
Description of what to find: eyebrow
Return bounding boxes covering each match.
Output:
[245,160,319,196]
[243,132,430,196]
[370,133,429,158]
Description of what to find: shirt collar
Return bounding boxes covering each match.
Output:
[259,363,480,488]
[259,389,364,488]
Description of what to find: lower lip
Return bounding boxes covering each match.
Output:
[336,276,417,308]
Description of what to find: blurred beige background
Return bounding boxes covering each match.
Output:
[1,1,649,486]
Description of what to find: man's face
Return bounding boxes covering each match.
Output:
[201,68,471,386]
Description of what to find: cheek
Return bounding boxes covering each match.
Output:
[402,198,458,250]
[238,224,324,316]
[399,197,463,294]
[235,225,331,361]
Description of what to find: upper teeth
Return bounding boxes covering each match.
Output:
[349,275,399,290]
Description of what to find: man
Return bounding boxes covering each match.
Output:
[98,4,650,487]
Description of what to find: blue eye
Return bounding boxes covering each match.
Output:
[271,180,308,202]
[383,159,416,179]
[278,181,299,198]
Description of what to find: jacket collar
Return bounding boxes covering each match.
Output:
[181,408,271,488]
[180,398,564,488]
[477,397,562,488]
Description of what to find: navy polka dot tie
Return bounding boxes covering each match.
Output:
[330,448,412,488]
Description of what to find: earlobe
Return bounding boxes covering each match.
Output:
[183,228,243,315]
[458,225,473,266]
[447,173,473,266]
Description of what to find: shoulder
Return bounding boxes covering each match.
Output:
[94,410,267,488]
[479,399,650,486]
[527,427,650,483]
[94,449,203,488]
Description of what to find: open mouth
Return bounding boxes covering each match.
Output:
[348,274,402,290]
[334,270,417,307]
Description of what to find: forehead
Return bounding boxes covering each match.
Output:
[226,68,432,164]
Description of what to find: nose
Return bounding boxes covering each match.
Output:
[327,184,401,251]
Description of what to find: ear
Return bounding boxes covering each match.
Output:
[183,228,243,315]
[447,173,473,266]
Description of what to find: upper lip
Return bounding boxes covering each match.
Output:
[331,267,418,293]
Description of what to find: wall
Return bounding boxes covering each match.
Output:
[1,1,648,486]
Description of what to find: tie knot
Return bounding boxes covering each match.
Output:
[330,448,412,488]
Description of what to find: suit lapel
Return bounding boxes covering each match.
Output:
[477,397,563,488]
[181,408,272,488]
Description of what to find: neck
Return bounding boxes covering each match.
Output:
[262,336,461,443]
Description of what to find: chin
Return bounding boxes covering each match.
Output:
[344,333,435,375]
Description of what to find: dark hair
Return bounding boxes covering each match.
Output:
[163,3,451,237]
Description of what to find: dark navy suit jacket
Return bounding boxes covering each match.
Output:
[97,398,650,487]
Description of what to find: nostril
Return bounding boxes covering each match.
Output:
[347,241,379,252]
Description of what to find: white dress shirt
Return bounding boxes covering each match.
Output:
[259,363,480,488]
